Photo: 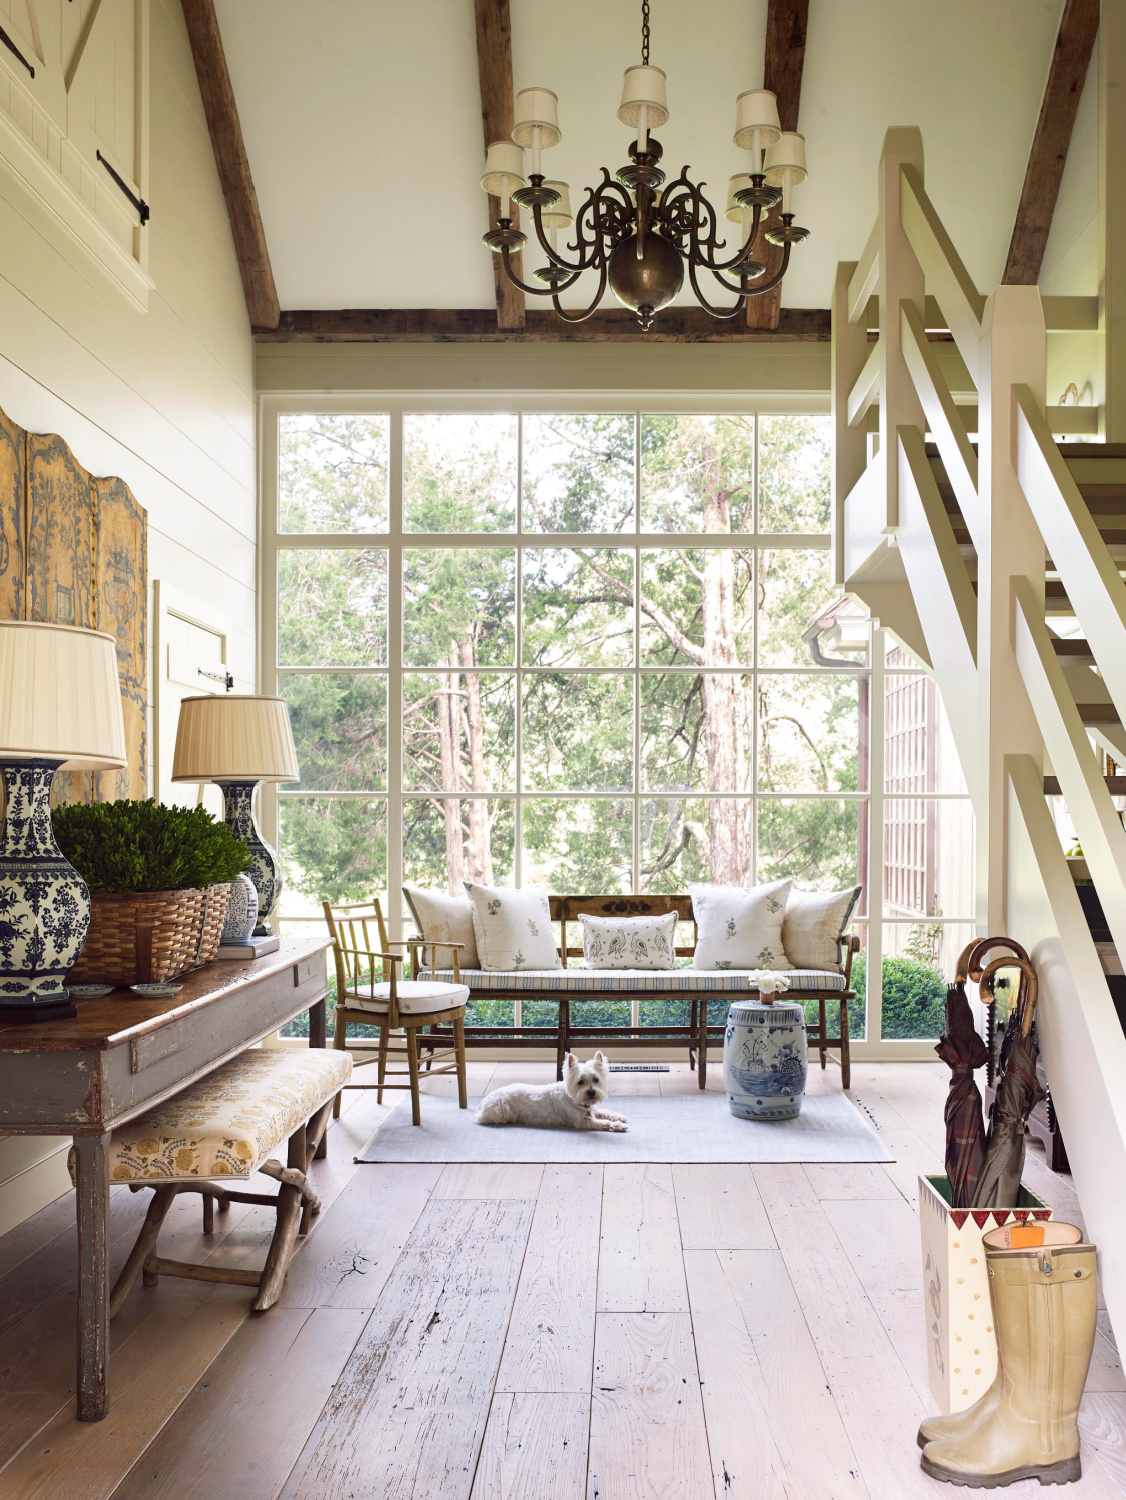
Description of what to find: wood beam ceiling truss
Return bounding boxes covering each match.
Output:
[474,0,525,329]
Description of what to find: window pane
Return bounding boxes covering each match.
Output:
[402,672,515,792]
[880,921,977,1038]
[279,797,387,909]
[640,415,754,532]
[757,414,831,532]
[523,548,634,666]
[885,671,969,795]
[758,674,860,793]
[279,414,389,534]
[641,673,751,792]
[522,674,633,792]
[278,549,387,666]
[522,413,635,532]
[640,797,718,890]
[402,796,515,895]
[756,549,840,666]
[522,798,633,892]
[883,798,975,920]
[404,413,517,532]
[756,797,862,890]
[280,673,386,791]
[403,549,516,667]
[640,549,753,665]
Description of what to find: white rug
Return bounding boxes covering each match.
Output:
[355,1092,891,1165]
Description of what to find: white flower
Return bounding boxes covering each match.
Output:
[749,969,792,997]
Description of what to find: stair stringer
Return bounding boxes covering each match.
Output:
[1006,753,1126,1341]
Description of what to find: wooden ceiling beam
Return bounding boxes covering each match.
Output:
[181,0,279,330]
[746,0,809,331]
[255,307,832,343]
[474,0,525,330]
[1003,0,1099,285]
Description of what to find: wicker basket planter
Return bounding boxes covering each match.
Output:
[68,884,232,986]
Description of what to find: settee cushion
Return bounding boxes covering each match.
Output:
[464,881,560,970]
[429,967,847,993]
[89,1048,353,1184]
[689,880,792,969]
[403,883,480,969]
[579,911,677,969]
[782,885,861,974]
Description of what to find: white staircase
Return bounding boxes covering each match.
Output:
[835,127,1126,1342]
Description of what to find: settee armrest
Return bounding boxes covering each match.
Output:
[842,933,861,988]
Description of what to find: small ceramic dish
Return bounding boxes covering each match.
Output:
[68,984,115,999]
[129,982,183,998]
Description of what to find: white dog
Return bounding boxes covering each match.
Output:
[476,1052,627,1132]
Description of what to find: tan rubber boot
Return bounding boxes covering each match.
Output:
[915,1223,1083,1450]
[921,1221,1097,1487]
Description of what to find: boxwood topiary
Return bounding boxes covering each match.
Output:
[52,799,250,895]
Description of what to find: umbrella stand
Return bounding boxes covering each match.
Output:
[971,956,1045,1210]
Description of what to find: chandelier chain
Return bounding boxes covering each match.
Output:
[641,0,650,66]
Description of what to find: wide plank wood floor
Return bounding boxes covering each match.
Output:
[0,1059,1120,1500]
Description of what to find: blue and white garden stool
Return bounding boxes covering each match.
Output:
[724,997,808,1121]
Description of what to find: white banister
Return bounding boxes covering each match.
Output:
[847,221,879,324]
[899,299,982,546]
[1015,383,1126,722]
[832,260,868,587]
[877,128,926,533]
[900,163,984,386]
[846,340,881,428]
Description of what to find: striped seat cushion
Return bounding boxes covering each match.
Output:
[88,1048,353,1185]
[428,967,847,993]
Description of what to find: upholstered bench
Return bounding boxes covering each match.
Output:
[89,1047,352,1316]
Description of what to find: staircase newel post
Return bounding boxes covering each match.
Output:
[977,287,1047,933]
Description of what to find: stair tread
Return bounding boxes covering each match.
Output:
[1045,775,1126,794]
[1075,703,1122,721]
[1052,639,1095,656]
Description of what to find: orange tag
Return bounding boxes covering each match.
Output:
[1008,1225,1045,1248]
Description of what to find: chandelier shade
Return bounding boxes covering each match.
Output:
[480,0,809,330]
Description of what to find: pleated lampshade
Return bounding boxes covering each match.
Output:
[0,621,126,769]
[172,696,299,784]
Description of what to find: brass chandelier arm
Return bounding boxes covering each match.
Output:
[551,263,609,322]
[685,256,750,321]
[659,174,765,275]
[499,246,583,296]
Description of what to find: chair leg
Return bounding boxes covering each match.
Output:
[454,1014,468,1110]
[377,1024,389,1104]
[406,1025,422,1126]
[839,998,851,1090]
[110,1184,179,1318]
[332,1004,348,1119]
[819,997,828,1070]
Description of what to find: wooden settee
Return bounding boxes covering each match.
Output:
[414,893,860,1089]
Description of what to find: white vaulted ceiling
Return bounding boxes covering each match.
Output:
[214,0,1068,312]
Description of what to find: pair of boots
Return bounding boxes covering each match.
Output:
[918,1222,1097,1488]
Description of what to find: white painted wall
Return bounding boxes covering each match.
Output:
[0,0,255,1232]
[1041,39,1101,409]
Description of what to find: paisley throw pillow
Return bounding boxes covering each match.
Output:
[579,912,678,970]
[463,882,560,971]
[689,879,793,970]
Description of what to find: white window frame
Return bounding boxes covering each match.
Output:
[259,391,967,1059]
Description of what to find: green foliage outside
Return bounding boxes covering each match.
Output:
[52,800,248,895]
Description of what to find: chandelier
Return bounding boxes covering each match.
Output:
[479,1,809,331]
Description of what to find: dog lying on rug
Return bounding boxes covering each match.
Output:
[476,1051,628,1132]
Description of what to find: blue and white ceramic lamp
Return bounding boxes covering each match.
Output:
[171,694,300,937]
[0,623,128,1021]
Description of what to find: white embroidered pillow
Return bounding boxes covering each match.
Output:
[689,880,792,970]
[579,912,677,970]
[781,885,861,974]
[463,882,560,971]
[402,884,480,970]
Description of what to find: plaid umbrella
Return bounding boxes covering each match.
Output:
[972,957,1044,1210]
[935,973,991,1209]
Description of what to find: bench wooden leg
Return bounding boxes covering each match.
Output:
[556,999,570,1081]
[202,1192,214,1234]
[688,999,698,1072]
[839,998,851,1090]
[697,1001,708,1089]
[819,997,828,1070]
[110,1183,179,1319]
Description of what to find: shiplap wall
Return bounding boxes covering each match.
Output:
[1040,38,1100,409]
[0,0,255,1234]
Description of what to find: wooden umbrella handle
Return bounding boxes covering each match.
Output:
[956,936,1030,985]
[978,955,1038,1038]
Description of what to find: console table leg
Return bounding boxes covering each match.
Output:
[74,1131,112,1421]
[309,997,328,1158]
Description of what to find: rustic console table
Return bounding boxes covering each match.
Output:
[0,937,331,1422]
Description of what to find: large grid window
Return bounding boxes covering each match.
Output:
[261,400,971,1048]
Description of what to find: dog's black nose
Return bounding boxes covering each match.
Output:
[586,1089,596,1100]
